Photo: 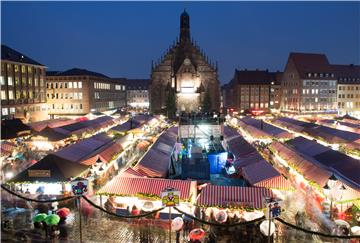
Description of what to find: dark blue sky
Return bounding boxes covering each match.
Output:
[1,2,359,83]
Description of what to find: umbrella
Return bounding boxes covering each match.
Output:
[334,219,350,228]
[243,211,264,221]
[215,210,228,223]
[57,208,70,218]
[44,214,60,226]
[260,220,276,236]
[32,213,48,223]
[189,228,206,240]
[171,217,184,231]
[142,201,155,212]
[351,226,360,236]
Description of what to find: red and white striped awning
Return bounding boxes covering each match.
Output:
[120,167,147,178]
[254,175,293,190]
[98,176,197,200]
[197,185,274,209]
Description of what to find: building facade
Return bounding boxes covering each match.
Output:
[1,45,47,122]
[150,10,220,113]
[46,68,126,118]
[333,64,360,118]
[222,69,282,114]
[280,53,337,114]
[121,79,150,109]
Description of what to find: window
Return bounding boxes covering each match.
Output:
[73,82,77,89]
[21,65,26,73]
[8,77,13,86]
[78,82,82,89]
[78,92,83,99]
[34,78,38,87]
[10,107,15,114]
[1,90,6,100]
[74,93,78,99]
[8,90,14,99]
[0,76,4,85]
[80,103,83,109]
[14,65,19,72]
[69,82,73,88]
[2,108,8,116]
[55,83,58,89]
[15,77,19,86]
[64,83,68,88]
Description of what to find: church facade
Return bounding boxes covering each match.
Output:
[150,10,220,113]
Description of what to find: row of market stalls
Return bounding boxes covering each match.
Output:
[133,126,178,177]
[269,137,360,202]
[272,117,360,146]
[234,117,293,141]
[307,117,360,134]
[223,126,292,190]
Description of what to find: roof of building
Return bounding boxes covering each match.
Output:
[1,45,44,66]
[288,52,333,79]
[332,64,360,84]
[231,69,281,85]
[9,154,89,183]
[120,79,150,90]
[46,68,109,78]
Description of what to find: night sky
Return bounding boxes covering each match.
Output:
[1,2,359,83]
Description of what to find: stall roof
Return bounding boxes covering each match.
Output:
[35,127,70,142]
[98,176,196,200]
[1,119,31,140]
[9,154,88,183]
[55,133,113,163]
[120,167,147,178]
[80,141,122,165]
[309,125,360,143]
[29,118,77,132]
[242,160,280,185]
[197,185,273,208]
[1,141,16,156]
[240,117,292,138]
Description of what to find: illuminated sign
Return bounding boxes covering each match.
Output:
[251,110,265,116]
[161,188,180,207]
[28,170,51,177]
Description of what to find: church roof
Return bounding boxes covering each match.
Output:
[232,69,281,85]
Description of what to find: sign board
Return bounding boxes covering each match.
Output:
[70,178,88,195]
[265,197,283,219]
[28,170,51,177]
[161,188,180,207]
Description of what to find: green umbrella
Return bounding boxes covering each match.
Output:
[32,213,48,223]
[44,214,60,226]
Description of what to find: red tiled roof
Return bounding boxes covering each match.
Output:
[289,52,333,79]
[120,167,146,178]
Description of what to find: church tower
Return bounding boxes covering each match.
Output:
[150,10,220,114]
[180,10,190,44]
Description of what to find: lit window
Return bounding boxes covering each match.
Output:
[69,82,73,88]
[78,82,82,89]
[2,108,8,116]
[21,65,26,73]
[0,76,4,85]
[14,65,19,72]
[28,67,32,73]
[10,107,15,114]
[79,92,83,99]
[8,90,14,100]
[8,77,13,86]
[74,82,77,89]
[1,90,6,100]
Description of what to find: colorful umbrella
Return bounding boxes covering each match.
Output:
[189,228,206,240]
[44,214,60,226]
[260,220,276,236]
[56,208,70,218]
[171,217,184,231]
[32,213,47,223]
[215,210,228,223]
[334,219,350,229]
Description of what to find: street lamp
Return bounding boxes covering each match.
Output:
[323,174,346,220]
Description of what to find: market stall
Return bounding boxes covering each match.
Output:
[97,176,197,219]
[7,154,89,195]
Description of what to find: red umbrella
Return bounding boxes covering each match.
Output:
[57,207,70,218]
[189,228,206,241]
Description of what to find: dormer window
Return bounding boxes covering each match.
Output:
[325,73,329,77]
[320,73,323,78]
[308,73,312,77]
[331,74,334,78]
[314,73,318,77]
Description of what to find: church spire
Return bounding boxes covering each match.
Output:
[180,9,190,45]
